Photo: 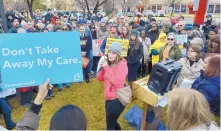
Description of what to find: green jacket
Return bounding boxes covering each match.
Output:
[159,44,181,62]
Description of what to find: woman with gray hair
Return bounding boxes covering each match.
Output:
[189,37,206,59]
[159,33,181,62]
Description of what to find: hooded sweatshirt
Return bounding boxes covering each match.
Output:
[150,33,167,64]
[97,59,128,100]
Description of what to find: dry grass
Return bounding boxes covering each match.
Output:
[0,78,220,130]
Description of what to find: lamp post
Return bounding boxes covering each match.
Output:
[0,0,8,33]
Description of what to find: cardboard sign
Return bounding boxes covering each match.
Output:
[92,39,103,56]
[105,38,129,57]
[175,35,188,49]
[82,57,90,68]
[0,32,83,90]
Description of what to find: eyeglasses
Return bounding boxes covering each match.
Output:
[167,38,174,41]
[152,26,157,28]
[178,25,183,27]
[62,28,68,31]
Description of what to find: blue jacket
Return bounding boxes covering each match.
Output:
[192,70,220,116]
[80,32,92,56]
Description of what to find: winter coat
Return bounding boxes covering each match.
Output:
[146,29,160,44]
[80,33,92,56]
[8,27,17,33]
[44,13,53,22]
[177,57,204,87]
[127,41,143,65]
[189,121,220,130]
[97,59,128,100]
[141,37,151,64]
[150,33,167,64]
[162,26,176,35]
[16,111,39,130]
[159,44,181,62]
[192,70,220,116]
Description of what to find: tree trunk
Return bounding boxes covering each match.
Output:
[28,5,34,18]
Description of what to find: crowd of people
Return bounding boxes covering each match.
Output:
[0,7,220,130]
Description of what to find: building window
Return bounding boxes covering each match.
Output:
[157,5,162,11]
[152,5,156,12]
[181,5,186,13]
[175,5,180,13]
[207,5,214,13]
[215,5,220,13]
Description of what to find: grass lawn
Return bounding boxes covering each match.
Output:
[0,78,220,130]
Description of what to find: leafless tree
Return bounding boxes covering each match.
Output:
[75,0,87,14]
[23,0,35,18]
[165,0,182,15]
[85,0,110,15]
[119,0,139,13]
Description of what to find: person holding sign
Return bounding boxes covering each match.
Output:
[97,42,128,130]
[100,28,119,54]
[80,24,92,83]
[127,30,143,84]
[16,79,87,130]
[159,33,181,62]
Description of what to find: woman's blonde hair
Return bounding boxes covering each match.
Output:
[167,88,213,130]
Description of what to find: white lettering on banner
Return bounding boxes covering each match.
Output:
[2,48,25,56]
[56,57,80,65]
[37,58,53,68]
[35,46,59,54]
[3,61,34,69]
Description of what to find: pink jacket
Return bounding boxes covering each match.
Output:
[97,59,128,100]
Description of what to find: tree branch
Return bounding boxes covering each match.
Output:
[98,0,109,7]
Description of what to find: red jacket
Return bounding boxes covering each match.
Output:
[51,16,57,25]
[97,59,128,100]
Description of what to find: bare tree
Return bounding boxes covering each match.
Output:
[165,0,182,15]
[23,0,35,18]
[119,0,139,13]
[76,0,87,14]
[103,0,115,16]
[85,0,110,15]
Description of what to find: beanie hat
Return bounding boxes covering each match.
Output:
[132,24,139,29]
[78,19,87,25]
[150,18,156,22]
[108,42,122,56]
[130,30,139,37]
[50,105,87,130]
[193,23,200,28]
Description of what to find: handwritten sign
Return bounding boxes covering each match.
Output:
[92,39,103,56]
[0,32,83,90]
[105,38,129,57]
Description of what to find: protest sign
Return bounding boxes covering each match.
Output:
[92,39,103,56]
[0,32,83,90]
[105,38,129,57]
[175,35,188,46]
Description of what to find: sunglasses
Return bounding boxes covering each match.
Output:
[152,26,157,28]
[167,38,174,41]
[62,28,68,31]
[178,25,183,27]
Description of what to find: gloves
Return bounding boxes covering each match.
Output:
[151,49,159,55]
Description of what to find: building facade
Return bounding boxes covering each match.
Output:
[146,0,220,14]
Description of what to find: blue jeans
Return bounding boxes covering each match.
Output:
[105,99,125,130]
[0,98,16,129]
[88,50,93,72]
[57,83,70,89]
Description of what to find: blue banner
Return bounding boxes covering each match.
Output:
[0,32,83,90]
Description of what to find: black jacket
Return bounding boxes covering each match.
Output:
[147,29,160,44]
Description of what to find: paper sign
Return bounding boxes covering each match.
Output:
[175,35,188,47]
[0,32,83,90]
[105,38,129,57]
[179,79,194,88]
[92,39,103,56]
[82,57,90,68]
[80,41,86,45]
